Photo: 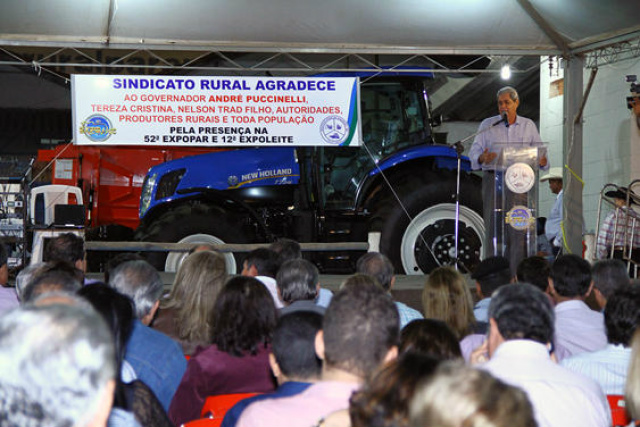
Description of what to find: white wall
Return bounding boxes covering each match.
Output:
[440,121,481,149]
[539,56,640,234]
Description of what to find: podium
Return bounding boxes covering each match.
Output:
[487,143,544,271]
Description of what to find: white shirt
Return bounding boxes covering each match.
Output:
[256,276,284,309]
[561,344,631,395]
[554,300,607,361]
[482,340,611,427]
[468,115,544,171]
[473,298,491,323]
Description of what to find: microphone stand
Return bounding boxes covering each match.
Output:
[449,116,506,272]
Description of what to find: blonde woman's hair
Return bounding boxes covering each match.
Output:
[625,328,640,419]
[162,250,227,343]
[421,266,475,339]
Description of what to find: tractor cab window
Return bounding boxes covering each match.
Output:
[321,79,432,208]
[361,80,429,157]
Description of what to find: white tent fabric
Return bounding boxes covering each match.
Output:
[0,0,638,56]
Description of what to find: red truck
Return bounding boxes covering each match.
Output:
[36,144,226,238]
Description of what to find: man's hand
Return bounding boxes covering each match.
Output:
[469,339,489,365]
[479,149,497,165]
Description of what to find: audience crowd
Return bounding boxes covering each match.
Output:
[2,232,640,427]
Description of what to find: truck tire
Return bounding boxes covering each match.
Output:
[134,204,251,274]
[376,171,485,275]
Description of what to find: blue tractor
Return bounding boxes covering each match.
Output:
[135,75,485,274]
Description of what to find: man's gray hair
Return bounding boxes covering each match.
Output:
[356,252,394,291]
[592,259,629,299]
[109,260,163,319]
[497,86,519,102]
[276,258,320,304]
[15,263,45,302]
[0,303,115,427]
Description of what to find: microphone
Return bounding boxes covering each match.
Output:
[492,113,510,127]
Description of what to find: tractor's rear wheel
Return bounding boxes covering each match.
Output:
[373,171,485,275]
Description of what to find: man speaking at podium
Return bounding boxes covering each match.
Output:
[468,86,547,258]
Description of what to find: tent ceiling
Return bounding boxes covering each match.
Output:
[0,0,638,123]
[0,0,639,57]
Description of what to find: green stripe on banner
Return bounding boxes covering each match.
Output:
[341,81,359,146]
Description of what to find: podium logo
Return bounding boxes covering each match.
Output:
[505,163,535,194]
[505,206,535,231]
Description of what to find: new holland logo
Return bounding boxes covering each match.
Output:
[79,115,117,142]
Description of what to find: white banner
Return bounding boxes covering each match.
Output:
[72,75,361,147]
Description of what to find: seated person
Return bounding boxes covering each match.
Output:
[410,361,537,427]
[473,283,611,427]
[423,266,476,339]
[21,261,83,303]
[109,260,187,411]
[515,256,551,293]
[349,352,440,427]
[0,303,116,427]
[470,257,511,325]
[237,278,400,427]
[169,276,277,426]
[277,259,326,316]
[79,283,173,427]
[596,187,640,264]
[153,250,227,355]
[269,238,333,307]
[44,232,98,284]
[241,248,283,308]
[358,252,423,329]
[549,255,607,360]
[591,258,629,310]
[399,319,462,360]
[561,285,640,395]
[222,311,323,427]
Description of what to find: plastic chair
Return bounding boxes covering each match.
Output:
[30,184,83,226]
[607,394,630,427]
[199,392,261,426]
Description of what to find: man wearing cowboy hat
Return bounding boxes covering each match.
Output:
[540,167,563,255]
[596,187,640,262]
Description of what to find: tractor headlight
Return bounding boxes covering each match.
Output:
[139,173,157,217]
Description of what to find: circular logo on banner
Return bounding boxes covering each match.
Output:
[505,205,535,231]
[505,162,535,193]
[79,115,116,142]
[320,116,349,145]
